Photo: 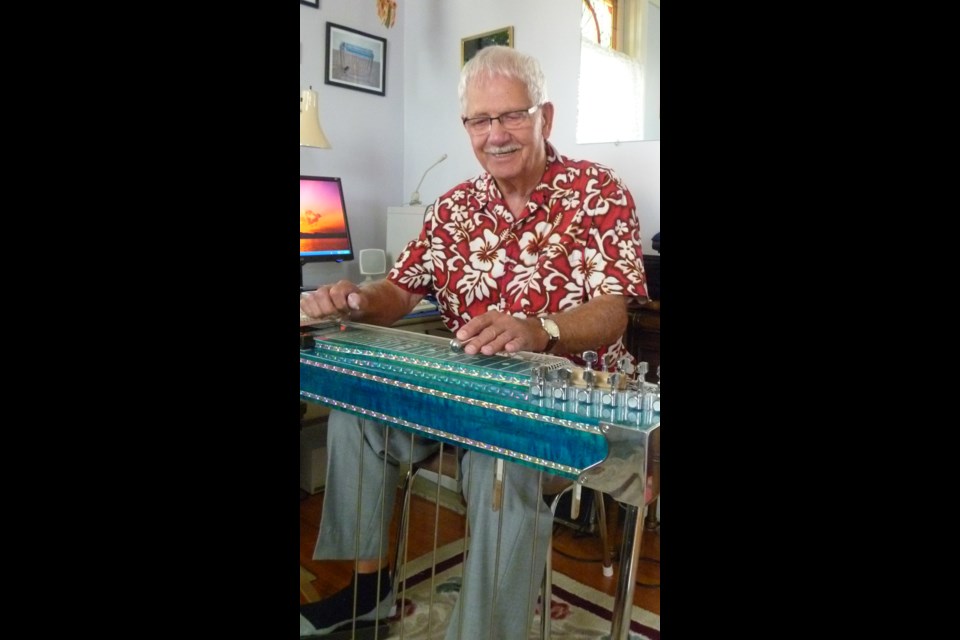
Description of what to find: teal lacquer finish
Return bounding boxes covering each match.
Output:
[300,355,608,479]
[298,321,615,478]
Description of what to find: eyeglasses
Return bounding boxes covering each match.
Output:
[462,104,541,135]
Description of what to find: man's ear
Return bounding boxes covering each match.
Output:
[540,101,555,137]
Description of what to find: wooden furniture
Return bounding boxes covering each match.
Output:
[626,300,660,383]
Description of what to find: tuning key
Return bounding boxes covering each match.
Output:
[609,372,622,394]
[582,368,595,387]
[605,352,623,373]
[636,361,649,380]
[577,369,595,403]
[529,365,550,398]
[554,367,572,402]
[582,350,598,370]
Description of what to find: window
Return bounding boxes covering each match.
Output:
[581,0,617,50]
[577,0,660,144]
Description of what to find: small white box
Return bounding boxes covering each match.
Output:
[300,420,329,494]
[386,205,428,265]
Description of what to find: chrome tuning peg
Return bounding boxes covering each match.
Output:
[582,350,598,370]
[555,367,572,401]
[601,352,617,372]
[636,361,649,383]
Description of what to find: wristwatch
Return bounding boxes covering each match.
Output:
[539,317,560,353]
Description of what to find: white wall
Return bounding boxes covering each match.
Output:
[300,0,660,286]
[299,2,407,287]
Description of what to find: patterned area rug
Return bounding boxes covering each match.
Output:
[383,539,660,640]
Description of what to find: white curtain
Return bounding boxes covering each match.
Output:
[576,36,644,144]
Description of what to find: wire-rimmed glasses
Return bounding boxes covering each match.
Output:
[462,104,541,135]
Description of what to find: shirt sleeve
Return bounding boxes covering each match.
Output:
[576,166,648,303]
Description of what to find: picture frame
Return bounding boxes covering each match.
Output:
[325,22,387,97]
[461,26,514,67]
[299,0,318,8]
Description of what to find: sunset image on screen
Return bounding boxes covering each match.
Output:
[300,179,350,254]
[300,180,348,234]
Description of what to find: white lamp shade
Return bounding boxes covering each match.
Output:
[300,89,331,148]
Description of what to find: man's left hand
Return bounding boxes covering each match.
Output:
[454,312,544,355]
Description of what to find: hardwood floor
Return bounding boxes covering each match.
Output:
[299,486,660,617]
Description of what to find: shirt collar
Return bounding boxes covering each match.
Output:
[481,141,561,220]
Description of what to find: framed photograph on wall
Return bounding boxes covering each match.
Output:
[461,26,514,67]
[325,22,387,96]
[299,0,318,8]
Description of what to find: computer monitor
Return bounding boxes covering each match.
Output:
[300,175,355,289]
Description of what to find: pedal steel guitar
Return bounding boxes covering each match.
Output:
[299,318,659,640]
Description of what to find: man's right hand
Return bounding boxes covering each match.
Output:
[300,279,365,320]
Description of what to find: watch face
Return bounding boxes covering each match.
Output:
[541,318,559,354]
[541,317,560,338]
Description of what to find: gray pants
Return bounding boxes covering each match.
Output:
[313,410,555,640]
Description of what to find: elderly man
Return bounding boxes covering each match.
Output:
[300,45,648,639]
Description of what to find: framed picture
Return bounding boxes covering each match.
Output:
[299,0,318,8]
[325,22,387,96]
[461,26,514,67]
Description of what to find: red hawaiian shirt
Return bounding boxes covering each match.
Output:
[388,142,647,369]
